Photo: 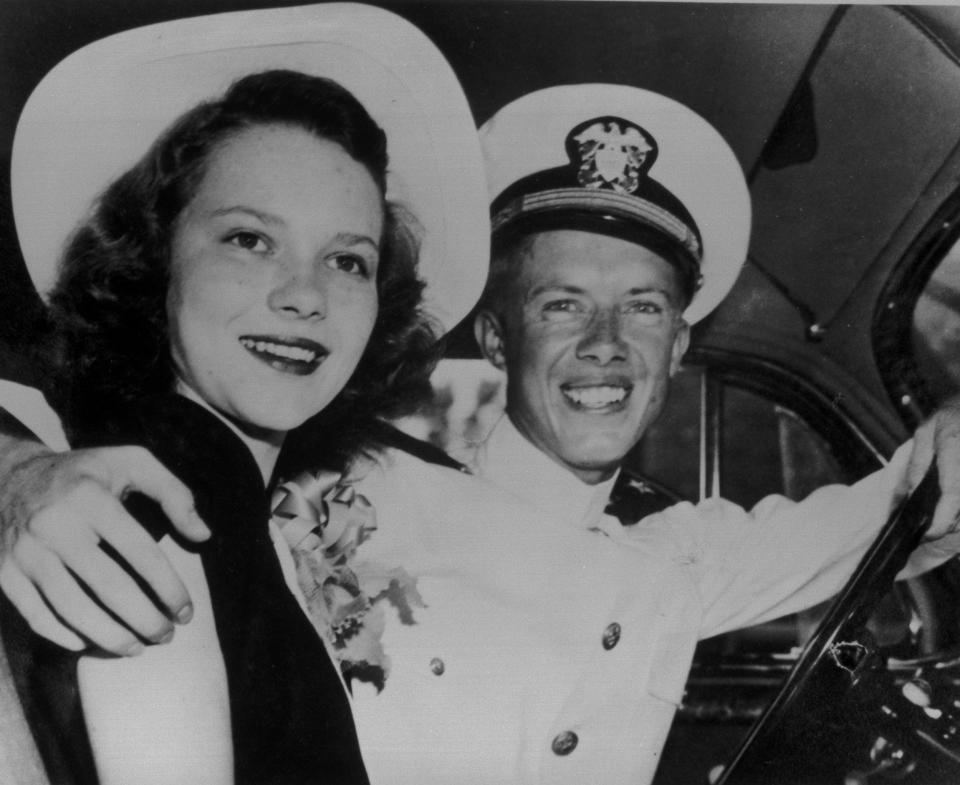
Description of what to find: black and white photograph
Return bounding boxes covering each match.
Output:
[3,2,960,783]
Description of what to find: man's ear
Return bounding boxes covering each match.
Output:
[669,320,690,377]
[474,310,507,371]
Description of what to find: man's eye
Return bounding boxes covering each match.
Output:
[327,253,371,278]
[543,300,582,314]
[624,300,664,316]
[226,231,269,253]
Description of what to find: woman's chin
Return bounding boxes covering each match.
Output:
[229,406,321,440]
[176,381,328,437]
[229,384,342,436]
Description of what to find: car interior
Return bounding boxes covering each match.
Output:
[4,2,960,784]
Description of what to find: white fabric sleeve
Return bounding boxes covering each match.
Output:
[664,442,960,639]
[0,380,68,451]
[77,538,232,785]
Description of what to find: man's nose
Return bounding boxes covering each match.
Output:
[267,258,327,320]
[576,309,627,364]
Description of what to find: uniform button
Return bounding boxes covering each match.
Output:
[602,622,621,650]
[429,657,445,676]
[551,730,578,756]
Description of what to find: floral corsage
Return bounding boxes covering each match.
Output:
[271,469,423,691]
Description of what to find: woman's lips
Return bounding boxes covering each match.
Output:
[239,335,327,376]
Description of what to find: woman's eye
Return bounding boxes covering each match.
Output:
[327,253,370,277]
[226,231,269,253]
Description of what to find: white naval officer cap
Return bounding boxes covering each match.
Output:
[481,83,752,326]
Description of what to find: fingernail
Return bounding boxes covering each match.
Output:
[190,510,211,538]
[124,641,145,657]
[156,628,175,645]
[176,604,194,624]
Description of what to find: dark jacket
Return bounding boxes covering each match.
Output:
[2,394,369,785]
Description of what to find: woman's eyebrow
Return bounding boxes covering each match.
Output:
[333,233,380,251]
[209,205,283,225]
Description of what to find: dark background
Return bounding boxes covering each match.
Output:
[0,0,821,380]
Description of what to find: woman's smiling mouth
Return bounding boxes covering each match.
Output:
[239,336,327,375]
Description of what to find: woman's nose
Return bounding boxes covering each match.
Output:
[576,309,628,364]
[267,261,327,320]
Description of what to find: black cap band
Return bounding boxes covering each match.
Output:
[491,207,702,306]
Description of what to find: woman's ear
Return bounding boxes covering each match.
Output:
[474,310,507,371]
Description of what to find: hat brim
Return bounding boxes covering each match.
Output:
[11,2,490,334]
[480,83,751,326]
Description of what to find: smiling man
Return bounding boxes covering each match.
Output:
[330,85,960,784]
[475,229,689,485]
[460,84,745,519]
[9,77,960,785]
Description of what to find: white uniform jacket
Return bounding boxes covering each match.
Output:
[347,416,959,785]
[2,383,958,785]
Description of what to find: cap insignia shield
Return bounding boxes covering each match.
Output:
[567,117,658,195]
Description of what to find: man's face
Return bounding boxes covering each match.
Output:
[476,228,690,484]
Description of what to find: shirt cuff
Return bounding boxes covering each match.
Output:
[0,380,68,451]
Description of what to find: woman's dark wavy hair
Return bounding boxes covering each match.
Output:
[49,69,440,466]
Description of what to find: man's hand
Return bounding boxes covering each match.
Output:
[906,397,960,539]
[0,438,209,655]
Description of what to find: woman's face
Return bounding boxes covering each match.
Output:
[166,123,382,436]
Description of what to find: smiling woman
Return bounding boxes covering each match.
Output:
[164,126,383,463]
[0,5,488,785]
[32,67,404,785]
[55,81,390,477]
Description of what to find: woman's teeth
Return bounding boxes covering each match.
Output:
[240,338,318,363]
[563,385,628,407]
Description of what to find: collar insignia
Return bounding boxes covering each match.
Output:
[566,116,658,195]
[626,477,656,495]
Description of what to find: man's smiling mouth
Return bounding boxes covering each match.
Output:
[239,336,327,375]
[561,384,630,409]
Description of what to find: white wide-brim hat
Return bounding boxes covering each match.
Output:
[481,84,751,325]
[11,2,489,334]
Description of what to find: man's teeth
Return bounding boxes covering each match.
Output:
[564,385,628,407]
[240,338,318,363]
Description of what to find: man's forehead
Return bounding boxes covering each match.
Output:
[512,229,683,295]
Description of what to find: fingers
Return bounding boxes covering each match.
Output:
[912,399,960,537]
[91,494,195,626]
[931,493,960,539]
[0,561,85,651]
[0,442,210,655]
[27,484,193,638]
[100,446,210,543]
[905,417,935,493]
[60,542,176,649]
[933,426,960,535]
[7,537,146,656]
[932,438,960,536]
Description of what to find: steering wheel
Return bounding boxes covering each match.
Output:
[714,466,960,785]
